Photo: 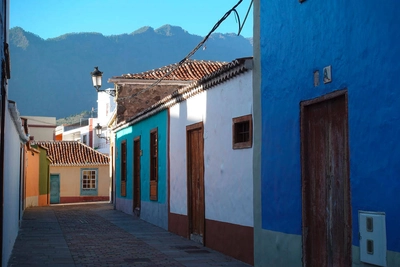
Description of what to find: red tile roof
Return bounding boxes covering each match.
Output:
[113,57,253,131]
[115,60,226,81]
[37,141,109,166]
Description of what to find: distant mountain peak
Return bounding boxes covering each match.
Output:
[155,24,188,36]
[10,27,43,49]
[9,26,252,118]
[131,26,154,35]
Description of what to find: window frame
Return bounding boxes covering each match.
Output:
[232,114,253,149]
[80,168,98,196]
[149,128,158,201]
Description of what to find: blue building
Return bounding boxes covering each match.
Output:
[110,60,225,229]
[253,1,400,266]
[114,110,169,229]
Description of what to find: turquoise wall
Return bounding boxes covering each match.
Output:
[115,110,168,204]
[259,0,400,253]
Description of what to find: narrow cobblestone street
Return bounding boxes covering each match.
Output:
[7,203,250,267]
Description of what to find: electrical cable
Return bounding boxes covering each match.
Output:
[120,0,251,100]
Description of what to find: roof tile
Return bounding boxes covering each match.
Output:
[36,141,109,166]
[116,60,226,81]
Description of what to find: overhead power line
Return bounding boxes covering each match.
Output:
[119,0,252,100]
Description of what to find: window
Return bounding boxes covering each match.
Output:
[80,169,98,196]
[232,114,252,149]
[120,140,127,197]
[82,134,87,145]
[150,128,158,201]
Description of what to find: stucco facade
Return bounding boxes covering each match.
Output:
[253,1,400,266]
[25,147,40,207]
[169,68,253,264]
[38,146,50,205]
[3,109,23,267]
[3,102,28,266]
[23,116,56,141]
[115,110,168,230]
[50,165,110,203]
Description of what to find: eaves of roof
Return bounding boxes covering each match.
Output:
[113,57,253,132]
[108,59,226,82]
[37,141,109,166]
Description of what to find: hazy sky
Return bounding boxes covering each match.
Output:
[10,0,253,39]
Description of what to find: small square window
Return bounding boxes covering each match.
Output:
[232,114,252,149]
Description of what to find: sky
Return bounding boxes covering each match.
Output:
[10,0,253,40]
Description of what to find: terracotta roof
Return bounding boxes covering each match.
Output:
[113,57,253,132]
[36,141,109,166]
[115,60,226,81]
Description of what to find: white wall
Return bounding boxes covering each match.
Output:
[23,116,56,141]
[169,71,253,227]
[97,91,115,126]
[3,108,22,267]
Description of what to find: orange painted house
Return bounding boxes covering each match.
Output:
[24,142,52,207]
[25,145,40,207]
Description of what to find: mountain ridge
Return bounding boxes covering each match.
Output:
[9,25,253,118]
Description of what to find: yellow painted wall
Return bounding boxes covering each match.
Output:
[25,149,39,207]
[50,165,110,197]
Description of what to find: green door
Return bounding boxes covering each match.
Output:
[50,174,60,204]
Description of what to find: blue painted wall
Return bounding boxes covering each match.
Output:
[115,110,168,204]
[260,1,400,252]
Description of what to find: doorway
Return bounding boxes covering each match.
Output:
[186,122,205,244]
[133,137,141,216]
[301,90,351,266]
[50,174,60,204]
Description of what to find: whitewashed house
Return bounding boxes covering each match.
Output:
[54,91,115,155]
[168,57,254,265]
[3,101,29,266]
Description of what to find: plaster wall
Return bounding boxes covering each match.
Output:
[25,149,39,206]
[23,116,56,141]
[38,147,50,206]
[3,108,22,267]
[116,197,132,215]
[97,91,116,126]
[141,201,168,230]
[115,110,168,229]
[169,71,253,227]
[169,93,206,215]
[254,0,400,265]
[50,165,109,197]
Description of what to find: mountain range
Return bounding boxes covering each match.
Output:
[9,25,253,118]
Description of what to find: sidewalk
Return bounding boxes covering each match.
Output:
[7,203,250,267]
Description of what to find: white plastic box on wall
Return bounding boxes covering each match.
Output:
[359,211,387,266]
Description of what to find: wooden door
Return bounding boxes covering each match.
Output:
[301,91,351,267]
[50,174,60,204]
[187,122,205,244]
[133,137,141,216]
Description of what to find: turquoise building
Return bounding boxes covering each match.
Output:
[253,1,400,266]
[115,110,168,229]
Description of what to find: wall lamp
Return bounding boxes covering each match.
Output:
[90,66,116,97]
[95,123,110,140]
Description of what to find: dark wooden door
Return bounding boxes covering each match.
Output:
[133,137,141,216]
[187,122,205,244]
[301,91,351,267]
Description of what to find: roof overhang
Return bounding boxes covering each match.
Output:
[107,78,193,86]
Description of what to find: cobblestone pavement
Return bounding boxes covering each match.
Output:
[7,203,250,267]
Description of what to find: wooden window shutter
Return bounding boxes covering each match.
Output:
[150,128,158,201]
